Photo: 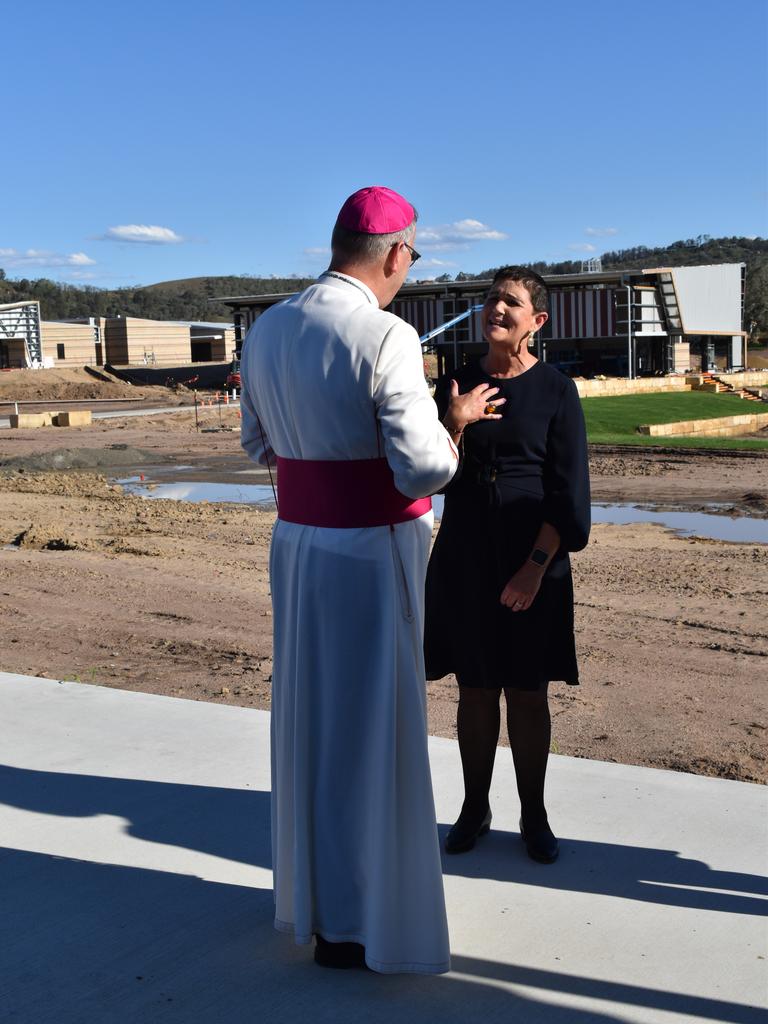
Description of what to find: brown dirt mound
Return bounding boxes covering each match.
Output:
[0,446,172,474]
[0,470,119,498]
[0,367,174,403]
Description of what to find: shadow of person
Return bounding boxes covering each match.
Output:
[447,953,764,1024]
[3,848,761,1024]
[438,822,768,917]
[2,764,762,1024]
[2,765,763,918]
[0,764,271,868]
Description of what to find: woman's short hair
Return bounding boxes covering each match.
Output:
[491,266,549,313]
[331,214,418,264]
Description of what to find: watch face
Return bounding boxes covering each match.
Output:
[531,548,548,566]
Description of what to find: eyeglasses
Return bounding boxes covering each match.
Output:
[402,241,421,264]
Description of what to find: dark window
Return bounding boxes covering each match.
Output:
[56,344,65,360]
[442,299,470,343]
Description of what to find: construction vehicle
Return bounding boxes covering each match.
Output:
[226,357,241,390]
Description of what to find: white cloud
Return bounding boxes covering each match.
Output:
[101,224,184,244]
[568,242,597,253]
[418,218,508,251]
[409,257,458,271]
[0,248,97,268]
[584,227,618,237]
[303,246,331,258]
[64,270,101,280]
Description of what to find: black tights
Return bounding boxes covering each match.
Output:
[455,683,551,829]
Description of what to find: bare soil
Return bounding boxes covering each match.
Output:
[0,406,765,784]
[0,366,187,405]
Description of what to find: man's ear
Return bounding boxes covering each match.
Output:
[383,241,402,277]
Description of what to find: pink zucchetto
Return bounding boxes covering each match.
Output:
[336,186,415,235]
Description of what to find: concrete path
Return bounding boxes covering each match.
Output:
[1,672,765,1024]
[0,402,239,428]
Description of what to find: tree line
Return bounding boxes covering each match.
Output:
[466,236,768,337]
[1,236,766,333]
[0,272,315,323]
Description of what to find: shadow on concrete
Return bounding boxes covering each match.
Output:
[3,847,762,1024]
[448,954,764,1024]
[1,765,764,922]
[439,822,768,917]
[0,764,270,868]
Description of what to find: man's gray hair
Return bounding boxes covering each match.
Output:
[331,212,418,265]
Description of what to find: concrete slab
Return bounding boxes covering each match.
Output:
[54,410,93,427]
[0,404,238,429]
[8,412,59,429]
[1,671,765,1024]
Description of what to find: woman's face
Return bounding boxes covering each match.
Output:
[481,278,547,347]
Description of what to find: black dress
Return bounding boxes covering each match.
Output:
[424,360,590,690]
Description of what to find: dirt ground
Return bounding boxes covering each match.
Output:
[0,405,765,784]
[0,366,192,405]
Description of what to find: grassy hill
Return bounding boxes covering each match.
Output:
[0,273,315,323]
[470,236,768,337]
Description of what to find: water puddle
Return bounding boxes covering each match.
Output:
[119,476,276,505]
[115,473,766,544]
[592,503,768,544]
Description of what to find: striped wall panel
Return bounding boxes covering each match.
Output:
[391,299,441,337]
[545,289,617,340]
[391,299,486,344]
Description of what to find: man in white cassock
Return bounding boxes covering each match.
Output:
[240,186,459,973]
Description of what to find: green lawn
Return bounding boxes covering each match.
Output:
[581,392,768,450]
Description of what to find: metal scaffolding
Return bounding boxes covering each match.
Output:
[0,301,43,367]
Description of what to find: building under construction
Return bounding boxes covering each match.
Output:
[217,262,746,379]
[0,304,235,369]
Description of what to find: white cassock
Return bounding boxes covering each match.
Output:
[241,271,457,974]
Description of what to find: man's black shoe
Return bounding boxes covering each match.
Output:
[314,935,368,969]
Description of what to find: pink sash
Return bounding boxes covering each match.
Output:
[276,456,432,528]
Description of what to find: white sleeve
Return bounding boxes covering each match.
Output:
[372,320,457,499]
[240,365,276,468]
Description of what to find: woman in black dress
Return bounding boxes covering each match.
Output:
[425,266,590,863]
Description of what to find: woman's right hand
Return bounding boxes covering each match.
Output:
[443,379,506,434]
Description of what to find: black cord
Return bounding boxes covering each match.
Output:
[257,414,279,515]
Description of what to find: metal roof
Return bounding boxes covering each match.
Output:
[211,271,637,309]
[211,263,747,313]
[0,300,40,311]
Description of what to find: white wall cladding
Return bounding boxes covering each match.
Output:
[671,263,743,334]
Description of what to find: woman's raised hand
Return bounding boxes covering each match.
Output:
[444,379,506,434]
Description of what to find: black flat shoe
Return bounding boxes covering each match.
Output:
[519,817,559,863]
[444,808,492,854]
[314,934,368,969]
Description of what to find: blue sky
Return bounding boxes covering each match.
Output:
[2,0,766,289]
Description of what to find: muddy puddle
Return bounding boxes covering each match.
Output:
[116,467,767,543]
[591,503,768,544]
[120,475,276,505]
